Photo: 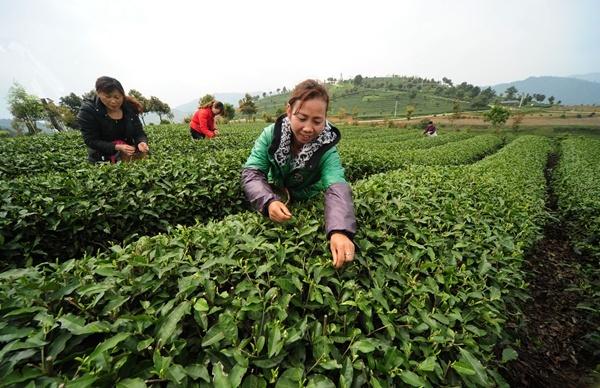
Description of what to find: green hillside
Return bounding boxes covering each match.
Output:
[256,75,494,120]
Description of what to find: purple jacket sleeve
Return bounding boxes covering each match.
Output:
[324,182,357,239]
[241,168,280,216]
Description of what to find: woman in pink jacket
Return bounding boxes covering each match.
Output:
[189,100,224,139]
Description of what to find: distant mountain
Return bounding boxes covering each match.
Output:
[491,76,600,105]
[0,119,13,131]
[569,72,600,83]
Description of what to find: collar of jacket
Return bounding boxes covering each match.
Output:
[268,114,341,171]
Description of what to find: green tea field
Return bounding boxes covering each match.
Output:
[0,123,598,387]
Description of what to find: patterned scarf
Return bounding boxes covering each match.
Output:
[273,117,337,170]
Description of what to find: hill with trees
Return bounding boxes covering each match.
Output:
[256,75,498,120]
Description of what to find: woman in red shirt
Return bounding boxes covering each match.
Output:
[189,100,224,139]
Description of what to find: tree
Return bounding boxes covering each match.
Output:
[408,90,417,100]
[533,93,546,103]
[281,86,287,93]
[238,93,257,121]
[450,100,461,127]
[353,74,363,86]
[199,94,215,106]
[11,118,25,135]
[504,86,518,100]
[522,94,533,105]
[56,105,78,129]
[262,92,267,98]
[148,96,173,123]
[442,77,453,87]
[57,92,86,128]
[471,87,496,109]
[7,83,45,135]
[511,111,525,130]
[483,105,510,128]
[40,98,66,131]
[405,105,415,120]
[548,96,555,105]
[469,86,481,98]
[59,92,83,115]
[223,103,235,121]
[81,89,96,100]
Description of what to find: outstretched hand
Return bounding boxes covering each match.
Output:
[268,200,292,223]
[330,232,355,269]
[137,142,149,153]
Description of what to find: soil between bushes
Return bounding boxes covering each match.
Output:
[501,153,599,387]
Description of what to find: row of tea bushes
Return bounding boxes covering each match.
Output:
[0,150,250,265]
[0,137,552,386]
[0,124,263,180]
[342,134,503,181]
[0,122,453,180]
[554,137,600,258]
[553,137,600,358]
[1,134,503,265]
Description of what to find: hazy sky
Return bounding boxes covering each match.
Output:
[0,0,598,117]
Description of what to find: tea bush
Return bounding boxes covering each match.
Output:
[0,137,552,386]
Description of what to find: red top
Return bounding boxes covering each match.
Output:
[190,107,216,138]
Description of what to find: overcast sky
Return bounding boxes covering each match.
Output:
[0,0,598,117]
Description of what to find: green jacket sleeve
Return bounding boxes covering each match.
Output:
[319,147,347,187]
[244,125,275,174]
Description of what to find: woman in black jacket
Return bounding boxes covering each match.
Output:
[77,76,149,163]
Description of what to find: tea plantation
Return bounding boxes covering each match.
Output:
[0,123,598,387]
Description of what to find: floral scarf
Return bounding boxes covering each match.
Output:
[273,117,337,170]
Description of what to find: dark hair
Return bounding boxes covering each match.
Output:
[428,121,433,124]
[95,76,143,113]
[200,100,224,114]
[287,79,329,113]
[95,76,125,95]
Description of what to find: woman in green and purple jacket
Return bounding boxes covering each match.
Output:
[241,80,356,268]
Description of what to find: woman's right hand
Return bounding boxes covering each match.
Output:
[268,200,292,223]
[115,143,136,156]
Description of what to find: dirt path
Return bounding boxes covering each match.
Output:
[501,153,600,387]
[354,113,600,128]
